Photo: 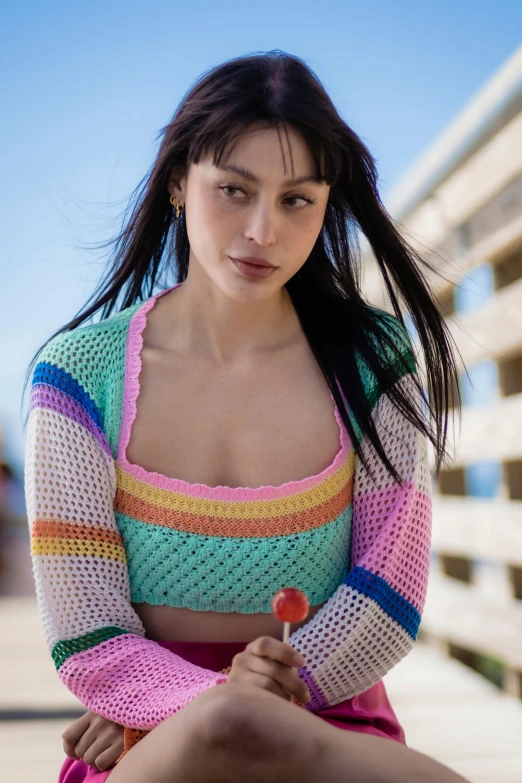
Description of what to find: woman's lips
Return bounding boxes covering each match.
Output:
[232,256,275,268]
[229,256,277,279]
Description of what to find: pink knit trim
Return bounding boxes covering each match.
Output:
[117,281,351,501]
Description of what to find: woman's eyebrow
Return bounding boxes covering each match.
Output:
[216,163,322,186]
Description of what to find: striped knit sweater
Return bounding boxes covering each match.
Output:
[24,281,432,733]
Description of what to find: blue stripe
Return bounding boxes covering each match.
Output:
[33,362,103,433]
[344,566,421,639]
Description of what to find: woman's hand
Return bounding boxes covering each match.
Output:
[61,710,124,772]
[227,636,311,704]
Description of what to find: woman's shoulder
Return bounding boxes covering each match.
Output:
[34,300,144,425]
[354,305,417,404]
[39,300,143,374]
[362,306,413,354]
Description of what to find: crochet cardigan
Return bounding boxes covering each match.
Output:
[24,281,432,737]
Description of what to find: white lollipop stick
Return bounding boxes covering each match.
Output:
[283,621,291,644]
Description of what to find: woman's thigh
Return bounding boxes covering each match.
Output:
[106,683,325,783]
[107,683,469,783]
[191,686,470,783]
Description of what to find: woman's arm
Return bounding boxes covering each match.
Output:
[288,330,433,711]
[25,335,228,733]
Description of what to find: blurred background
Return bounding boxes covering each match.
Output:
[2,2,522,781]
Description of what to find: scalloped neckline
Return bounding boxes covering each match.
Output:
[116,281,351,500]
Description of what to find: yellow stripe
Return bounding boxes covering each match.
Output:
[32,538,127,562]
[115,451,355,520]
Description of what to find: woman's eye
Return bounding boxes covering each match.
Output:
[219,185,315,208]
[220,185,243,197]
[285,194,315,207]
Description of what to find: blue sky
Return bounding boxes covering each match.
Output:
[2,0,522,472]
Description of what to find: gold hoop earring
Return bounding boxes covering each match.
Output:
[169,194,184,219]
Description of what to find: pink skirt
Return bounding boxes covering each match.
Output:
[58,639,406,782]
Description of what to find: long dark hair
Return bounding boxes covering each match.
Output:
[22,49,463,486]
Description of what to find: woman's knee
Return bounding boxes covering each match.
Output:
[191,683,279,752]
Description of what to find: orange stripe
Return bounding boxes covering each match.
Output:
[114,477,353,537]
[32,519,122,546]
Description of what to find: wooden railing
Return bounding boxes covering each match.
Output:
[419,496,522,699]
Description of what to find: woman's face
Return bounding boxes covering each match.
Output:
[169,123,331,302]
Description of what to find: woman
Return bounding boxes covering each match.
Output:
[23,50,468,782]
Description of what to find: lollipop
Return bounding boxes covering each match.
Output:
[271,587,310,644]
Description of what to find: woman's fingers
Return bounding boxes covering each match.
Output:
[232,642,310,703]
[61,709,125,771]
[235,670,290,701]
[73,726,98,760]
[247,653,311,703]
[92,744,122,773]
[74,722,124,771]
[246,636,305,668]
[227,636,310,703]
[82,736,115,771]
[61,711,92,758]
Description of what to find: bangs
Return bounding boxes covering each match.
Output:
[189,117,338,188]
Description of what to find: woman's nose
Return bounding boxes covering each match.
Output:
[244,203,277,246]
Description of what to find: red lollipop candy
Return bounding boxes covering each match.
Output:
[272,587,310,643]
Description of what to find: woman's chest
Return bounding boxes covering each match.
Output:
[125,340,343,490]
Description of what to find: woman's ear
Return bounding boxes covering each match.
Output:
[168,167,187,203]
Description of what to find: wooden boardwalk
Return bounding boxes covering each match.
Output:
[2,595,522,782]
[384,641,522,783]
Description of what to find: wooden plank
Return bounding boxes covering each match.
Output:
[432,496,522,569]
[444,391,522,466]
[383,644,522,783]
[0,595,83,711]
[444,267,522,367]
[0,719,73,783]
[420,572,522,670]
